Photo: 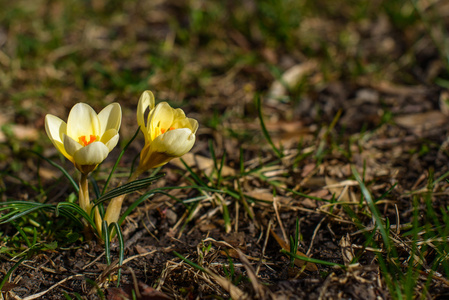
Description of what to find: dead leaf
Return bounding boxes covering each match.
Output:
[0,282,19,292]
[307,189,330,200]
[221,232,246,249]
[38,167,60,180]
[135,244,148,255]
[267,61,317,101]
[107,287,129,300]
[359,79,428,96]
[324,177,358,203]
[138,282,172,300]
[394,110,447,135]
[301,163,316,177]
[245,190,290,204]
[220,248,240,259]
[198,222,218,232]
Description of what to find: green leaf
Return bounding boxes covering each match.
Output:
[351,165,392,251]
[280,249,345,268]
[173,251,206,272]
[30,151,79,193]
[102,127,141,195]
[94,174,165,206]
[0,257,26,292]
[256,94,283,158]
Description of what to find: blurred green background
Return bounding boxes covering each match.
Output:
[0,0,448,178]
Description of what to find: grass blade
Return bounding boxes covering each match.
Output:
[280,249,345,268]
[117,191,155,225]
[0,204,53,224]
[102,127,140,195]
[95,174,164,205]
[103,221,111,266]
[0,257,26,292]
[31,151,79,193]
[256,94,283,158]
[351,165,392,252]
[112,222,124,285]
[56,202,96,228]
[180,158,210,188]
[173,251,206,272]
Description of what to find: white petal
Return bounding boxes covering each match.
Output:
[63,134,83,157]
[100,128,118,143]
[45,115,74,161]
[103,132,119,152]
[186,118,199,134]
[98,103,122,135]
[66,103,100,140]
[45,114,66,144]
[73,142,109,165]
[152,128,195,157]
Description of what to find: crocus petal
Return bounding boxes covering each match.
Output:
[45,114,66,144]
[100,128,118,144]
[135,91,198,173]
[73,141,109,165]
[66,103,101,140]
[103,132,119,152]
[152,128,196,157]
[137,91,155,139]
[63,134,83,157]
[45,102,122,175]
[149,102,174,140]
[45,114,73,161]
[98,103,121,136]
[172,108,187,120]
[173,116,198,133]
[140,150,172,170]
[188,118,199,134]
[139,129,195,170]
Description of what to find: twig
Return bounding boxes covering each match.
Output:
[273,196,288,245]
[256,220,272,276]
[21,274,85,300]
[306,216,326,256]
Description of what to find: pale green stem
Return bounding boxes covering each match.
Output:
[79,173,92,216]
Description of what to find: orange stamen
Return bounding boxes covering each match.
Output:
[79,135,97,146]
[161,127,176,134]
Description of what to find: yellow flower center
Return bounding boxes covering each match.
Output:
[78,135,97,146]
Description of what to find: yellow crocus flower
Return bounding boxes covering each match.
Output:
[103,91,197,227]
[136,90,198,173]
[45,102,122,174]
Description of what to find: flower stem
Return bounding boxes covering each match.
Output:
[79,173,92,216]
